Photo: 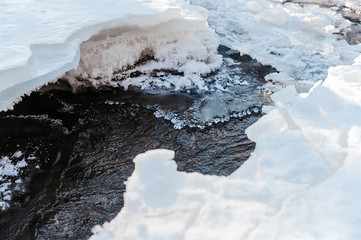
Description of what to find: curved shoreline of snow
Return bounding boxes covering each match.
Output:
[90,54,361,240]
[0,0,220,111]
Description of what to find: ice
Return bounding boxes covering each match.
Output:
[0,154,28,210]
[12,151,23,159]
[91,53,361,240]
[0,156,20,177]
[66,13,221,92]
[0,0,221,111]
[191,0,360,91]
[149,46,272,129]
[2,0,361,237]
[282,0,361,11]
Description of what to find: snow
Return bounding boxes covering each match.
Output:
[88,0,361,238]
[282,0,361,12]
[66,10,221,92]
[0,154,29,210]
[2,0,361,238]
[91,54,361,240]
[12,151,23,159]
[191,0,360,91]
[0,156,21,177]
[0,0,220,111]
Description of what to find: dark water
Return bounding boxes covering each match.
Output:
[0,46,274,240]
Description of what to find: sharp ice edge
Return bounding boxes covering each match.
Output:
[152,105,262,129]
[106,50,268,130]
[0,0,221,111]
[146,53,267,129]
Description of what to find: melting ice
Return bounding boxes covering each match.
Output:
[1,0,361,239]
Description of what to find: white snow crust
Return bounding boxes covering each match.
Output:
[91,54,361,240]
[191,0,360,91]
[0,0,220,111]
[282,0,361,12]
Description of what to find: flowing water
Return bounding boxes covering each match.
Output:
[0,45,275,239]
[1,10,361,236]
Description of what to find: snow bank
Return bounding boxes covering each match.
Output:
[90,54,361,239]
[191,0,360,91]
[0,0,220,111]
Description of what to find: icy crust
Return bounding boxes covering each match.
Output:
[281,0,361,12]
[191,0,361,91]
[0,151,32,210]
[153,105,261,129]
[148,54,269,129]
[0,0,221,111]
[91,55,361,239]
[65,16,221,92]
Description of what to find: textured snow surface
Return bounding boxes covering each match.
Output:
[0,0,220,111]
[191,0,360,91]
[91,55,361,240]
[282,0,361,11]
